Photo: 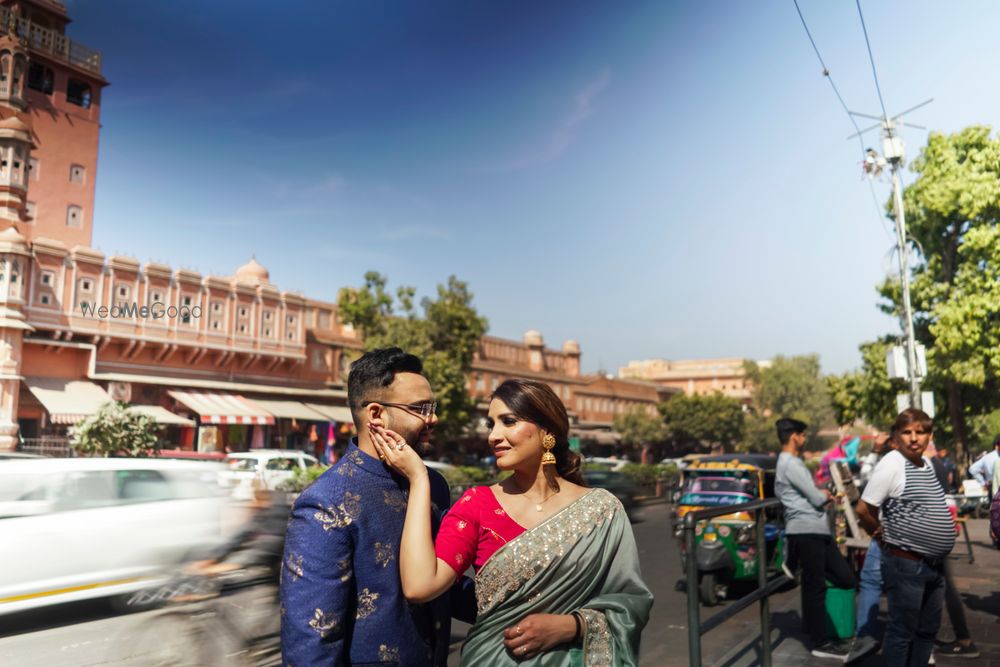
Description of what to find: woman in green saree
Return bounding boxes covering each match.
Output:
[371,379,653,666]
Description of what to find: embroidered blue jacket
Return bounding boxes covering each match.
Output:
[280,442,467,666]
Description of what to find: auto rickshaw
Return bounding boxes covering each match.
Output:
[673,454,785,605]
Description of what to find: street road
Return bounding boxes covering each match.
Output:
[0,502,791,666]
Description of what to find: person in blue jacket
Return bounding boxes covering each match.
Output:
[280,347,474,666]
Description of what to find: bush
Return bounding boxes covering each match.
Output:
[70,401,160,457]
[278,464,330,493]
[620,463,678,486]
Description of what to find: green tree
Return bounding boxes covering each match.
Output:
[826,339,903,430]
[69,401,160,457]
[875,126,1000,468]
[743,355,833,452]
[337,272,488,443]
[658,392,745,453]
[613,406,667,458]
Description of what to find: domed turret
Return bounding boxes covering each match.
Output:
[523,329,544,347]
[562,339,581,355]
[233,256,270,285]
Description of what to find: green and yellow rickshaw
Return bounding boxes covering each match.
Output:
[673,454,786,605]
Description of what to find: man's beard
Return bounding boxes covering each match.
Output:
[385,417,430,457]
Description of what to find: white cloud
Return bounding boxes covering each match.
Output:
[486,69,611,171]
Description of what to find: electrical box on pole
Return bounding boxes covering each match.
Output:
[886,344,927,380]
[897,392,935,418]
[883,134,905,162]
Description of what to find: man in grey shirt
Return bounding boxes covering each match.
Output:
[775,418,857,660]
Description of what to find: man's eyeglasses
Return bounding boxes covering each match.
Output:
[364,400,437,419]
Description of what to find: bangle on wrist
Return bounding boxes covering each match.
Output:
[571,611,583,643]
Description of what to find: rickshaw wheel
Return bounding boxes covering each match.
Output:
[699,573,720,606]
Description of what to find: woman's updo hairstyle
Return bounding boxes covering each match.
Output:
[491,378,584,491]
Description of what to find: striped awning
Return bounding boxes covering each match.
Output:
[250,399,329,421]
[167,390,274,425]
[24,378,112,425]
[303,403,354,423]
[126,405,195,427]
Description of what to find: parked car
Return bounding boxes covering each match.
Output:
[584,468,639,519]
[0,458,229,615]
[583,456,630,472]
[218,449,318,499]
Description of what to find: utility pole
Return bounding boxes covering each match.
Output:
[884,119,921,409]
[850,99,932,410]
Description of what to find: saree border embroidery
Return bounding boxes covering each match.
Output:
[474,489,619,616]
[580,608,613,666]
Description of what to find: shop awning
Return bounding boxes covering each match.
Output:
[90,371,346,399]
[251,399,329,421]
[167,390,274,425]
[126,405,195,427]
[24,377,111,424]
[303,403,354,423]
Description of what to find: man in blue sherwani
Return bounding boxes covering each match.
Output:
[280,347,472,666]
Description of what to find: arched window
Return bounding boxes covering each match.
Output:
[12,55,25,96]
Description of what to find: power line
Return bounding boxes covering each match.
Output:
[791,0,894,243]
[855,0,890,124]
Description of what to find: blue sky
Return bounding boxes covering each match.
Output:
[66,0,1000,375]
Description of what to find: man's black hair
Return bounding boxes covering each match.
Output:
[993,434,1000,449]
[775,417,808,446]
[347,347,423,427]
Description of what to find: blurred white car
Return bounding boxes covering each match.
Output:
[218,449,318,498]
[0,458,229,615]
[584,456,630,472]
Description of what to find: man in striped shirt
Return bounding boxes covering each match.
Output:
[856,409,956,667]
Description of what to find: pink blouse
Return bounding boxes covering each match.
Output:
[435,486,526,576]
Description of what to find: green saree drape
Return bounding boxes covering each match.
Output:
[459,488,653,666]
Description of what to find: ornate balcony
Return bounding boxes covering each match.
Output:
[0,6,101,75]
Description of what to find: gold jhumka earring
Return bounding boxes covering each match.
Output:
[541,433,556,466]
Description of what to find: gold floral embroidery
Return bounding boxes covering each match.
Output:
[378,644,400,661]
[338,557,352,583]
[374,541,395,568]
[494,508,505,516]
[284,553,304,582]
[313,491,362,531]
[457,520,467,531]
[384,490,407,512]
[455,553,464,564]
[335,459,356,477]
[348,449,365,466]
[461,492,474,503]
[342,491,361,519]
[308,608,341,638]
[474,489,619,616]
[356,587,381,620]
[580,608,613,666]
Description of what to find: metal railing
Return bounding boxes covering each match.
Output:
[682,498,790,667]
[18,436,72,457]
[0,7,102,74]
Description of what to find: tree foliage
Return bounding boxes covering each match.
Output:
[826,339,903,430]
[613,406,667,450]
[743,355,833,452]
[337,272,488,443]
[657,392,744,453]
[69,401,160,457]
[872,126,1000,466]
